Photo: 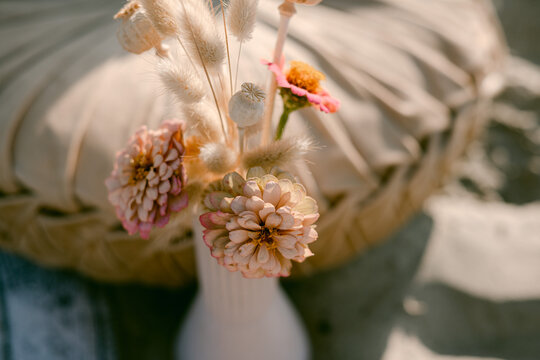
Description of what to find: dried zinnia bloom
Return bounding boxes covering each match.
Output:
[200,167,319,278]
[106,119,189,239]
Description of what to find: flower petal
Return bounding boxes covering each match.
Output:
[226,217,241,231]
[155,213,170,228]
[142,194,154,211]
[229,230,250,243]
[158,163,168,177]
[243,180,262,198]
[249,249,261,270]
[262,252,278,271]
[302,213,319,227]
[157,193,167,206]
[170,192,189,212]
[203,229,227,248]
[222,172,246,195]
[276,207,295,230]
[153,154,163,167]
[146,186,158,200]
[165,148,178,162]
[204,191,229,211]
[237,211,261,230]
[275,234,297,249]
[237,241,255,256]
[258,203,276,222]
[302,227,318,244]
[231,196,247,214]
[139,222,152,239]
[246,196,265,213]
[277,245,298,259]
[157,180,170,194]
[294,195,318,215]
[137,206,149,222]
[265,213,282,228]
[257,244,270,264]
[263,182,281,206]
[200,212,229,229]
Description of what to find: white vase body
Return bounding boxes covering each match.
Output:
[176,217,310,360]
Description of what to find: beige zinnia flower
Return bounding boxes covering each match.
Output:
[200,167,319,278]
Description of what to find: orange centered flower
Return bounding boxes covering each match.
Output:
[286,61,325,93]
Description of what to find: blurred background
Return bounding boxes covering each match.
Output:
[0,0,539,359]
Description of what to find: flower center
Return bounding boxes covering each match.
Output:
[130,153,153,184]
[286,61,325,93]
[256,227,278,249]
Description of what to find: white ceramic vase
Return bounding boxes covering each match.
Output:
[176,217,310,360]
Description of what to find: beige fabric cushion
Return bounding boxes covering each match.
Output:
[0,0,505,285]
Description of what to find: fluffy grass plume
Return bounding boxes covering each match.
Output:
[199,143,237,173]
[140,0,179,37]
[227,0,259,42]
[242,137,313,170]
[182,103,223,142]
[158,58,206,104]
[177,0,226,70]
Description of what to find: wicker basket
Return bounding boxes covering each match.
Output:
[0,0,506,286]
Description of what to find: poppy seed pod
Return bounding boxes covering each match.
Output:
[115,2,163,55]
[228,83,266,128]
[288,0,323,5]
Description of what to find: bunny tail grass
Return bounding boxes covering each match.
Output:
[242,137,313,170]
[199,143,237,174]
[158,58,206,104]
[227,0,258,42]
[140,0,179,37]
[182,103,223,143]
[177,0,226,70]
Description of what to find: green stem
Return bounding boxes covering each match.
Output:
[275,107,292,140]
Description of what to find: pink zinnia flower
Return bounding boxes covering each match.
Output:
[262,59,340,113]
[200,167,319,278]
[105,119,189,239]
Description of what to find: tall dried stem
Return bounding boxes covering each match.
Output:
[220,0,234,95]
[179,0,228,139]
[234,42,242,91]
[261,0,296,145]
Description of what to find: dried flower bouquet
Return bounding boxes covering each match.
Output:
[107,0,339,279]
